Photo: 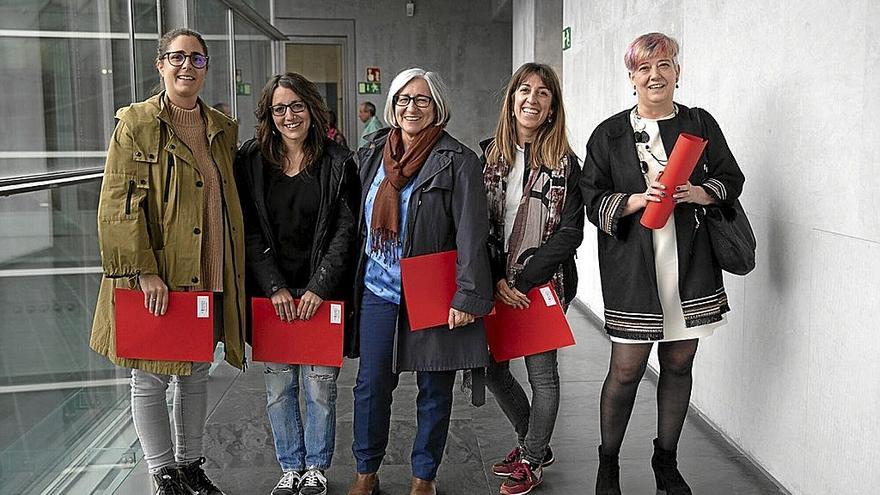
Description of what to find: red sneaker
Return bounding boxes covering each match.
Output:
[492,446,523,477]
[492,446,555,477]
[500,461,543,495]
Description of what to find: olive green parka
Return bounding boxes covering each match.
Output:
[89,93,246,375]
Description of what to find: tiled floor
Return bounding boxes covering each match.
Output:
[115,304,783,494]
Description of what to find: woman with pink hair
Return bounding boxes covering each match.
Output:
[581,32,746,494]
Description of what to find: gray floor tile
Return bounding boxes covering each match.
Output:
[112,305,782,494]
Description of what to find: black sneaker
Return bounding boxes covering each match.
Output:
[152,466,189,495]
[298,468,328,495]
[272,471,301,495]
[178,457,225,495]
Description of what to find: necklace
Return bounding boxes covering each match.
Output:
[282,153,305,176]
[631,105,678,173]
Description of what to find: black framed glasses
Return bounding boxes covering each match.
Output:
[270,101,307,116]
[394,94,433,108]
[161,51,209,69]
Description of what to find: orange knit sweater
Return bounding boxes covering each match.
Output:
[167,101,224,292]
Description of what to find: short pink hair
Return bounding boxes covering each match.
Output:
[624,32,680,72]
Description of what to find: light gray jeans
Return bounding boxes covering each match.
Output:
[486,349,560,465]
[130,362,210,473]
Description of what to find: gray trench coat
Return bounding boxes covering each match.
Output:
[353,128,494,372]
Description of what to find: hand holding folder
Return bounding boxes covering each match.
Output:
[640,132,708,229]
[400,250,495,331]
[251,297,344,367]
[484,284,575,362]
[400,250,459,331]
[114,288,215,362]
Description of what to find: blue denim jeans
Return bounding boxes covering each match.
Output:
[352,289,456,481]
[264,362,340,471]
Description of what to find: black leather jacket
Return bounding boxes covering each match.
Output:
[235,137,360,356]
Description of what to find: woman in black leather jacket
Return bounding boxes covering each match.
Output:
[234,72,359,495]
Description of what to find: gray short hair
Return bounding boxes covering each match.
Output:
[360,101,376,116]
[383,68,451,128]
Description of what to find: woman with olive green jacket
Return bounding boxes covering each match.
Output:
[89,91,246,376]
[89,26,244,495]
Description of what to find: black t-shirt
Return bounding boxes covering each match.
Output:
[265,167,320,289]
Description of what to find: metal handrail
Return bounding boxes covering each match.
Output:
[0,167,104,197]
[217,0,287,40]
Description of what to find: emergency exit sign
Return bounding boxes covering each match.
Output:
[358,82,381,94]
[562,27,571,50]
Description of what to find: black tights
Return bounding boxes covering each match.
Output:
[599,339,698,455]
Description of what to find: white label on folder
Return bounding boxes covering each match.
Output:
[329,303,342,325]
[539,287,557,307]
[197,296,210,318]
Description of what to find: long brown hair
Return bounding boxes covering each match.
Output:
[254,72,329,171]
[487,63,571,170]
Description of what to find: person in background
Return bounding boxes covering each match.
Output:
[90,28,244,495]
[235,72,359,495]
[581,32,745,495]
[358,101,383,149]
[212,102,231,118]
[326,110,348,149]
[346,68,494,495]
[480,62,584,495]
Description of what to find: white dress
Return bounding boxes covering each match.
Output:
[611,108,725,344]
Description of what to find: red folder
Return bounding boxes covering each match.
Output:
[250,297,344,367]
[640,132,708,229]
[114,288,215,362]
[400,250,496,331]
[484,284,575,362]
[400,250,459,331]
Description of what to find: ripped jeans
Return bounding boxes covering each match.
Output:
[264,363,340,471]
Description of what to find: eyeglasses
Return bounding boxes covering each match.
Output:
[270,101,307,116]
[161,51,209,69]
[394,94,433,108]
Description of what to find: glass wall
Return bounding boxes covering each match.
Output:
[0,183,127,495]
[234,15,273,141]
[193,0,232,121]
[0,1,280,492]
[0,0,161,180]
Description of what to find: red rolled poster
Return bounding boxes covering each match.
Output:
[640,132,708,230]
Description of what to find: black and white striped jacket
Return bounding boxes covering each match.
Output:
[580,104,745,340]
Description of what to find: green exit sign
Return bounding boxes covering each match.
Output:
[358,82,381,94]
[562,27,571,51]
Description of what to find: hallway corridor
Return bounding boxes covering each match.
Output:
[114,304,782,494]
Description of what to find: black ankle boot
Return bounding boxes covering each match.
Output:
[152,466,189,495]
[178,457,226,495]
[595,445,621,495]
[651,438,692,495]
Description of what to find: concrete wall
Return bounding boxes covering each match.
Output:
[511,0,562,75]
[562,1,880,494]
[274,0,512,151]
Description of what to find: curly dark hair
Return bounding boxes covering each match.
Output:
[254,73,330,171]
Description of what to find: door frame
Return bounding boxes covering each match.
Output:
[272,18,356,145]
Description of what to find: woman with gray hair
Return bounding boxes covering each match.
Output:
[581,32,745,494]
[346,68,494,495]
